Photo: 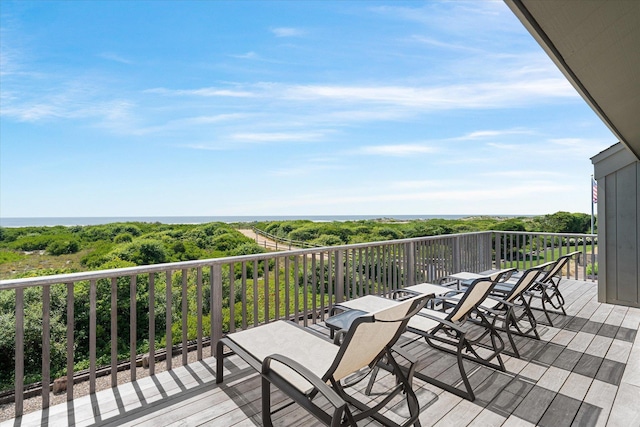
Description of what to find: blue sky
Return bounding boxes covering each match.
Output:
[0,0,615,218]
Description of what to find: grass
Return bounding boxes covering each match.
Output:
[0,249,88,279]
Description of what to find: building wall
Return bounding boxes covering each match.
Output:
[592,143,640,308]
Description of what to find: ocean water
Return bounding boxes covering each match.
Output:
[0,215,518,227]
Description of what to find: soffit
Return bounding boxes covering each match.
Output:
[505,0,640,160]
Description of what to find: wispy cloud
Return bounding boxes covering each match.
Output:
[281,79,577,109]
[358,144,437,156]
[145,87,255,97]
[408,35,480,52]
[98,52,132,64]
[270,163,339,177]
[457,129,534,140]
[230,51,259,60]
[271,27,304,37]
[231,131,325,143]
[480,170,562,178]
[389,180,446,190]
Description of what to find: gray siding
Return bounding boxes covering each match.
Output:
[593,143,640,308]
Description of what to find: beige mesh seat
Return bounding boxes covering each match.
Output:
[215,293,431,427]
[335,274,510,401]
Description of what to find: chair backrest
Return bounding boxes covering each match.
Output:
[446,276,498,322]
[488,267,517,282]
[539,251,580,283]
[503,264,548,302]
[328,294,430,383]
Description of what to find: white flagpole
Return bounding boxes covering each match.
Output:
[591,175,595,235]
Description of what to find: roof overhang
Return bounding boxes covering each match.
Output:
[505,0,640,160]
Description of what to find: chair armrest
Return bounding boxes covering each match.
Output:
[390,344,417,366]
[484,295,514,306]
[262,353,345,409]
[417,312,465,334]
[391,289,421,300]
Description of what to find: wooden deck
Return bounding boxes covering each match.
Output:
[3,279,640,427]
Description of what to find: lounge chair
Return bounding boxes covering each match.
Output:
[522,251,580,325]
[449,265,547,357]
[215,293,431,427]
[452,252,580,326]
[334,273,510,401]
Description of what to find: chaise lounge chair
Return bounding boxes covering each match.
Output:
[215,293,432,427]
[451,252,580,326]
[333,272,511,401]
[449,265,547,357]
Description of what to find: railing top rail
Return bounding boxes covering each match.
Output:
[490,230,597,238]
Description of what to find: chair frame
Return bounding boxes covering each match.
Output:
[358,273,513,401]
[216,294,431,427]
[472,265,547,357]
[408,276,507,401]
[523,251,580,326]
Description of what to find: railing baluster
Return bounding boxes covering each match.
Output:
[211,264,223,347]
[229,262,236,333]
[241,262,247,330]
[294,256,300,319]
[165,271,172,371]
[111,277,118,386]
[285,257,291,320]
[181,269,188,366]
[275,258,280,321]
[252,260,258,326]
[319,253,325,320]
[264,258,270,324]
[42,285,50,409]
[89,279,97,394]
[15,288,24,417]
[66,282,74,402]
[358,248,364,297]
[130,275,137,381]
[311,254,317,324]
[351,248,357,298]
[336,250,344,304]
[303,255,308,327]
[196,267,203,360]
[149,273,155,375]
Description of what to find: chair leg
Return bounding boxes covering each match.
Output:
[457,337,475,401]
[503,309,520,358]
[365,365,380,396]
[262,376,274,427]
[215,339,225,384]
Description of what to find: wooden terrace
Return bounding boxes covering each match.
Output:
[3,278,639,427]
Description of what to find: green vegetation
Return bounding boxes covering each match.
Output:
[253,211,594,246]
[0,211,595,391]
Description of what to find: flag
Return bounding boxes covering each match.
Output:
[592,177,598,204]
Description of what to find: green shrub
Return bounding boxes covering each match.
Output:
[311,234,343,246]
[114,233,133,243]
[46,239,80,255]
[586,263,598,276]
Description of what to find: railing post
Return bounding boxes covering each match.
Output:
[453,235,461,274]
[335,251,344,304]
[494,232,501,270]
[211,264,224,346]
[405,241,416,287]
[15,288,24,417]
